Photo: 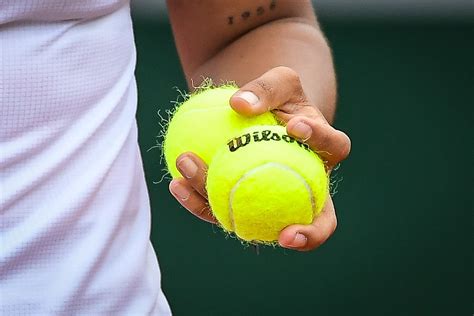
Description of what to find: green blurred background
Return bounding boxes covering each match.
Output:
[132,3,472,315]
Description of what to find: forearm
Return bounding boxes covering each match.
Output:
[191,19,336,122]
[167,2,349,252]
[167,0,336,122]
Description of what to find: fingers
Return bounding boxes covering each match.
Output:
[286,116,351,168]
[228,66,350,168]
[230,66,308,117]
[175,152,208,198]
[278,196,337,251]
[170,152,340,248]
[169,179,216,224]
[169,152,217,223]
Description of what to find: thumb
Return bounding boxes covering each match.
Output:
[230,66,307,117]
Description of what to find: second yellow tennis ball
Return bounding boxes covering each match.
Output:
[164,85,278,178]
[207,125,328,243]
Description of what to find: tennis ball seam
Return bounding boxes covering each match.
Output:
[228,162,316,234]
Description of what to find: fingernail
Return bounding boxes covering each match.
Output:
[237,91,259,106]
[292,122,312,140]
[177,157,197,179]
[289,233,307,248]
[170,181,190,201]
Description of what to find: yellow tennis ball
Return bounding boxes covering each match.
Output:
[164,85,278,178]
[207,125,328,243]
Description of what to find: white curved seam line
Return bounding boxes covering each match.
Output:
[228,162,315,233]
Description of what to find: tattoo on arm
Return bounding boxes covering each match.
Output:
[227,0,277,26]
[241,11,251,20]
[270,0,276,10]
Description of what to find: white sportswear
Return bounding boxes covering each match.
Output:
[0,1,171,314]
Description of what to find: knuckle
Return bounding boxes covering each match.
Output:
[276,66,300,82]
[252,79,274,98]
[278,66,303,94]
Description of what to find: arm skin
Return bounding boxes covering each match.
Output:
[166,0,336,121]
[166,0,351,251]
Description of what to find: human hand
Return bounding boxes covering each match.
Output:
[169,66,351,251]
